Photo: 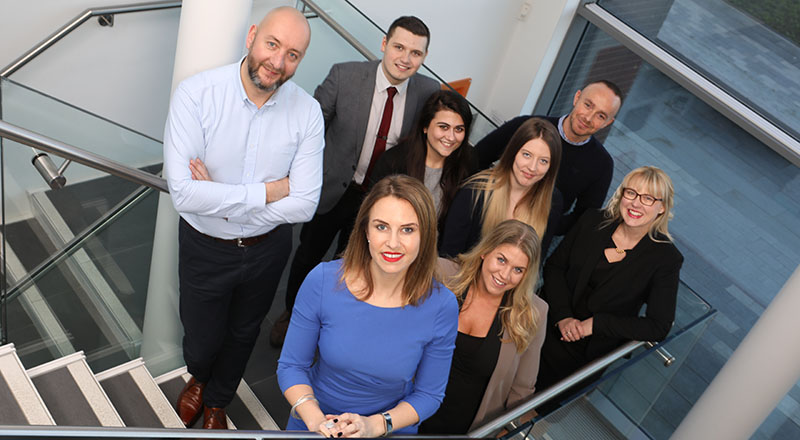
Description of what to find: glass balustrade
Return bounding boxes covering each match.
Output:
[499,282,714,440]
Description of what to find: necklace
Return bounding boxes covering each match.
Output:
[614,247,626,254]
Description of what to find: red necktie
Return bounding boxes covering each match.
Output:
[364,86,397,185]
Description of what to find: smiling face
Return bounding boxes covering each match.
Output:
[619,178,665,230]
[380,27,428,85]
[479,243,529,297]
[563,82,621,143]
[366,196,421,278]
[424,110,466,167]
[244,8,309,95]
[511,137,551,190]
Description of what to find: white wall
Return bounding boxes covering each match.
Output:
[347,0,578,123]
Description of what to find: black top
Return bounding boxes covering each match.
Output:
[474,115,614,235]
[419,309,503,434]
[439,179,563,258]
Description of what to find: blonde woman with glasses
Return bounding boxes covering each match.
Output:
[536,166,683,392]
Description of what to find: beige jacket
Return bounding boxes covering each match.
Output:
[436,258,548,432]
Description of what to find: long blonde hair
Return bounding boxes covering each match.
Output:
[447,220,541,352]
[602,166,675,242]
[469,118,561,243]
[340,175,439,306]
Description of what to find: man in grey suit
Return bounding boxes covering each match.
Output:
[270,16,439,346]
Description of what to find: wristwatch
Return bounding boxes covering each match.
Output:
[381,411,393,437]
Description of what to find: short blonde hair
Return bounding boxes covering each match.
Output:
[603,166,675,242]
[340,175,439,306]
[447,220,541,352]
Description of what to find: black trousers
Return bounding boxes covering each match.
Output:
[178,219,291,407]
[284,183,365,312]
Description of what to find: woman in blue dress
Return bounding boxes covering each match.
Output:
[277,175,459,437]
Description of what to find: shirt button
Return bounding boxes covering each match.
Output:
[342,182,347,188]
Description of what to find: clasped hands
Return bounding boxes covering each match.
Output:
[314,412,385,438]
[556,317,593,342]
[189,158,289,203]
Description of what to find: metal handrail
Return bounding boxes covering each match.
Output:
[1,1,181,77]
[468,340,644,438]
[579,2,800,167]
[0,425,473,439]
[469,305,717,438]
[0,120,167,192]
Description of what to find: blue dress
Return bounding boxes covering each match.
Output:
[277,260,459,434]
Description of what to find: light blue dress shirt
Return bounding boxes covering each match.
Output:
[164,61,324,239]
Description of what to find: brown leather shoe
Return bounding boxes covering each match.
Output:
[203,406,228,429]
[176,376,205,427]
[269,310,291,348]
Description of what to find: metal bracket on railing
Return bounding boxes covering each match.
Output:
[98,14,115,27]
[31,152,69,190]
[646,341,676,367]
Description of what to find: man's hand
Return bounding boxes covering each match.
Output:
[189,158,211,181]
[265,177,290,203]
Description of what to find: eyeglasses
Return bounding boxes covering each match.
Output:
[621,188,662,206]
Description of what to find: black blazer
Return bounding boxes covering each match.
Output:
[542,209,683,359]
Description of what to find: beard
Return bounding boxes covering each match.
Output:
[246,57,288,92]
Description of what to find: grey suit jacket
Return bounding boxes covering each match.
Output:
[313,59,439,214]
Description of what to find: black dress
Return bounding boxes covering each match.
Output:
[536,238,619,391]
[418,308,503,434]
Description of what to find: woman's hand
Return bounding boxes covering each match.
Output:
[327,412,385,438]
[557,317,584,342]
[579,317,593,337]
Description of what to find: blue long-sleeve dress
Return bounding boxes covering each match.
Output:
[277,260,459,433]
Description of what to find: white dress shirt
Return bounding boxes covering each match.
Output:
[352,64,409,185]
[164,60,325,239]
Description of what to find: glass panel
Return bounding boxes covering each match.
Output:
[1,77,163,172]
[546,21,800,439]
[2,177,158,371]
[504,310,713,440]
[598,0,800,142]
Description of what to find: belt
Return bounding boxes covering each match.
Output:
[185,220,275,248]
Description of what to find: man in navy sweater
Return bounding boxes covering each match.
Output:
[475,80,623,235]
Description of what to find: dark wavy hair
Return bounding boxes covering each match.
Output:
[404,90,474,223]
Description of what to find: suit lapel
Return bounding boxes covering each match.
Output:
[352,61,379,161]
[401,75,421,136]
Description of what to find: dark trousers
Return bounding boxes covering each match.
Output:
[178,219,291,407]
[284,183,365,312]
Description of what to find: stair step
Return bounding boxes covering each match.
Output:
[0,344,54,425]
[95,358,183,428]
[27,351,124,427]
[155,366,280,430]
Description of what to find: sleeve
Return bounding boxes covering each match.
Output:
[402,289,459,422]
[474,116,530,170]
[559,153,613,234]
[506,300,548,407]
[592,249,683,342]
[439,186,480,258]
[542,210,596,323]
[369,144,405,189]
[164,82,269,218]
[227,103,325,225]
[277,263,326,392]
[314,64,340,129]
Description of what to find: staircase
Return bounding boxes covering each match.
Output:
[0,343,279,431]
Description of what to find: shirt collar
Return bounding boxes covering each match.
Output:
[375,63,410,96]
[237,56,283,108]
[558,114,591,146]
